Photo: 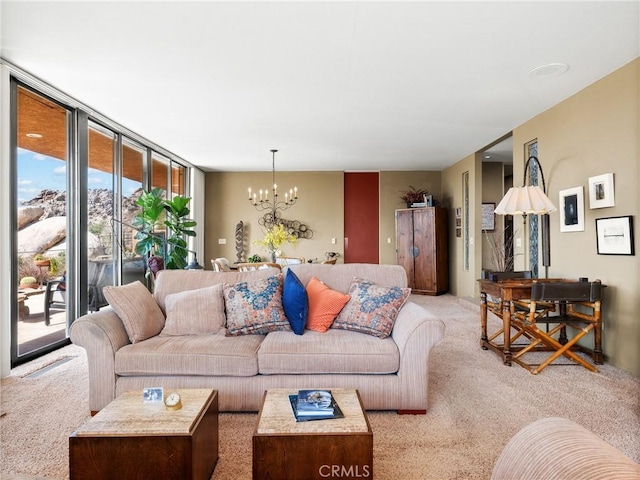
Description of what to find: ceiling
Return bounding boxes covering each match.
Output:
[1,1,638,173]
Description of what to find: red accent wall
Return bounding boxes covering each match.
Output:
[344,172,379,263]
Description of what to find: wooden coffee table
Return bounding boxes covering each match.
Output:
[69,389,218,480]
[253,388,373,479]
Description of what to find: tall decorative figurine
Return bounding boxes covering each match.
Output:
[235,221,244,263]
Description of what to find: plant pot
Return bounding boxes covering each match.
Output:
[34,260,50,267]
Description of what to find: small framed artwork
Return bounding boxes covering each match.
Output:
[481,203,496,231]
[559,186,584,232]
[596,216,634,255]
[143,387,164,403]
[588,173,615,209]
[456,227,462,238]
[425,195,433,207]
[455,207,462,219]
[455,218,462,227]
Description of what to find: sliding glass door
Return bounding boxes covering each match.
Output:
[13,85,71,363]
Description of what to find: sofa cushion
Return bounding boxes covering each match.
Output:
[160,284,226,336]
[103,280,165,343]
[333,278,411,338]
[115,333,264,377]
[153,268,280,312]
[258,329,400,374]
[224,274,291,336]
[285,263,408,293]
[305,277,351,332]
[282,269,308,335]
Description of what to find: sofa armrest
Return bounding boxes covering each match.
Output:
[392,301,445,410]
[69,307,131,413]
[491,417,640,480]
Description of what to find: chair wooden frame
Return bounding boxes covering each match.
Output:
[211,259,231,272]
[510,280,603,374]
[236,262,282,271]
[275,256,305,266]
[482,271,555,349]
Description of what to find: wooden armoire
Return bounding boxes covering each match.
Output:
[395,207,448,295]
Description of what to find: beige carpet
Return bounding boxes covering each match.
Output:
[1,294,639,479]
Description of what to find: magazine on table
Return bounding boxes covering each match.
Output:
[289,389,344,422]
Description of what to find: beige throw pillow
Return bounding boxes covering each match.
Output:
[161,284,226,336]
[103,281,165,343]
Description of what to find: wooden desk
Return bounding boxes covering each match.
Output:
[479,278,539,366]
[479,278,603,369]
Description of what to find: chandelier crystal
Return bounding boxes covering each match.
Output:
[248,149,298,214]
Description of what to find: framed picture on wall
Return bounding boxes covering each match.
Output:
[588,173,615,209]
[481,203,495,231]
[596,216,634,255]
[559,186,584,232]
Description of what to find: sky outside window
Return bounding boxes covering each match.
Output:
[18,148,140,205]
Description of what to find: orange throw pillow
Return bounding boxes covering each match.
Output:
[305,277,351,332]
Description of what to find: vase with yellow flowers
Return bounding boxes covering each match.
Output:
[255,223,298,263]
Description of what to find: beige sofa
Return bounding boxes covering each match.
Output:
[492,417,640,480]
[70,263,445,413]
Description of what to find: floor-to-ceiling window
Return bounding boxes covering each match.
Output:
[13,85,71,363]
[9,74,194,367]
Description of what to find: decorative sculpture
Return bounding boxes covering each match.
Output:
[258,211,313,240]
[235,221,244,263]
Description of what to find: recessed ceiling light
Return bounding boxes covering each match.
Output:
[484,154,491,159]
[26,133,43,139]
[528,63,569,79]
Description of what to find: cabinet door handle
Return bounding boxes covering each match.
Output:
[410,246,420,258]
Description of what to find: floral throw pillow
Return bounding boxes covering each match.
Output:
[333,278,411,338]
[223,274,290,336]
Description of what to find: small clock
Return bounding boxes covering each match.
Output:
[164,392,182,411]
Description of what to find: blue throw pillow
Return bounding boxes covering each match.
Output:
[282,270,309,335]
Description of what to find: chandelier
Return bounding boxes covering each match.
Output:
[248,149,298,214]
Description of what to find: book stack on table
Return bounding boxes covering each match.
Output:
[289,390,344,422]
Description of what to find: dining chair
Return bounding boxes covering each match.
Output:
[236,262,282,272]
[44,275,66,326]
[211,258,231,272]
[275,256,305,266]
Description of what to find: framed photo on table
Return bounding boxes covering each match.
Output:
[596,216,634,255]
[559,186,584,232]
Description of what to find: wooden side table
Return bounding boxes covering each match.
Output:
[253,388,373,479]
[69,389,218,480]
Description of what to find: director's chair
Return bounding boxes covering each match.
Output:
[482,270,555,348]
[511,279,603,374]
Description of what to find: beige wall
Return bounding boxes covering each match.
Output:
[441,153,481,298]
[379,171,442,265]
[204,171,344,266]
[510,58,640,375]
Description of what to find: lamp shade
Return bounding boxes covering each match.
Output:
[494,185,557,216]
